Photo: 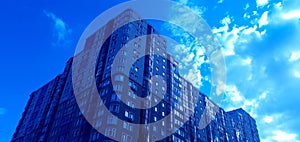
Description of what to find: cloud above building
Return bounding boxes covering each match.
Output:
[44,10,72,47]
[256,0,269,7]
[170,0,300,141]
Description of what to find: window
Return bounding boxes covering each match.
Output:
[125,111,134,120]
[109,104,120,113]
[120,58,126,63]
[111,94,120,102]
[107,116,117,125]
[123,122,133,131]
[129,113,134,120]
[174,73,179,80]
[175,119,181,126]
[129,81,137,90]
[100,91,105,96]
[96,120,102,127]
[154,116,157,122]
[154,107,157,112]
[128,91,136,99]
[118,66,125,72]
[112,128,116,137]
[115,75,124,82]
[97,110,104,117]
[105,128,116,137]
[122,133,126,142]
[127,101,135,108]
[153,126,157,132]
[123,122,127,129]
[135,67,139,72]
[122,133,132,142]
[115,85,123,92]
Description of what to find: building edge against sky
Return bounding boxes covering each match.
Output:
[11,9,260,142]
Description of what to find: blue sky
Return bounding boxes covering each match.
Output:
[165,0,300,141]
[0,0,300,141]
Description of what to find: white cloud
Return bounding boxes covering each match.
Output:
[268,1,300,25]
[262,130,300,142]
[212,16,231,34]
[213,16,266,56]
[294,71,300,78]
[222,16,232,25]
[259,11,269,28]
[289,51,300,62]
[275,2,283,10]
[281,10,300,20]
[244,3,250,11]
[253,11,258,15]
[0,107,6,115]
[182,52,195,63]
[263,116,273,123]
[183,68,202,88]
[167,4,300,142]
[169,43,206,89]
[256,0,269,7]
[175,1,300,142]
[178,0,188,5]
[261,113,284,124]
[272,130,298,141]
[259,112,300,142]
[224,96,259,118]
[247,74,253,81]
[44,10,72,47]
[176,0,206,16]
[223,81,271,119]
[243,25,266,38]
[243,13,251,19]
[242,99,259,118]
[242,57,252,65]
[165,3,215,91]
[212,16,240,56]
[218,0,224,4]
[226,85,243,102]
[259,91,268,100]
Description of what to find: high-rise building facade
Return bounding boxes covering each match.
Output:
[12,9,260,142]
